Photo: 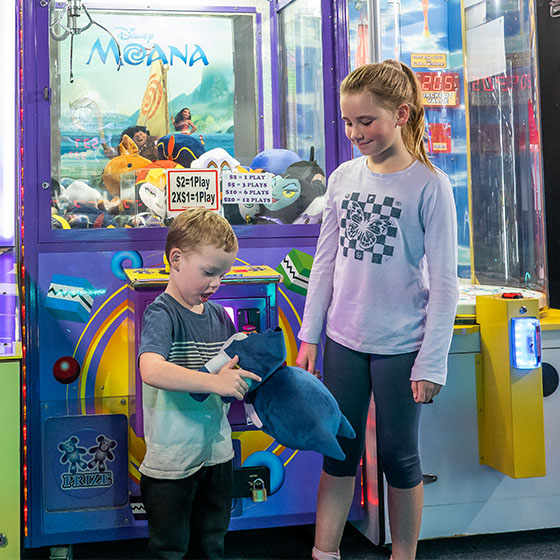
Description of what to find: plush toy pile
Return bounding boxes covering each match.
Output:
[51,144,328,229]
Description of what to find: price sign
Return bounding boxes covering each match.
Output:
[222,172,273,204]
[167,169,219,212]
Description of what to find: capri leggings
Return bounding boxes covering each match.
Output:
[322,336,423,489]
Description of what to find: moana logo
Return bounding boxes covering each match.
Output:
[86,38,209,67]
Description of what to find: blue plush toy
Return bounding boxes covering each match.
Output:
[195,328,356,460]
[157,133,206,168]
[250,149,302,175]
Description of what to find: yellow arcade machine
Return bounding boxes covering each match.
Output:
[476,294,545,479]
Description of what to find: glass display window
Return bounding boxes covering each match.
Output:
[278,0,326,173]
[464,0,547,296]
[46,0,329,231]
[344,0,546,299]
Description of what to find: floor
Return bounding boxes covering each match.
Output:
[25,523,560,560]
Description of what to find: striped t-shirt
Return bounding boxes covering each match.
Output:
[138,293,236,479]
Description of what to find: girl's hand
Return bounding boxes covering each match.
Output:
[296,342,321,378]
[214,355,262,400]
[411,380,441,404]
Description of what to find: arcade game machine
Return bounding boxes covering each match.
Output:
[0,249,21,560]
[537,0,560,306]
[19,0,361,554]
[341,0,560,545]
[0,3,21,557]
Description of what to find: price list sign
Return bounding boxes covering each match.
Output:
[222,172,273,204]
[167,169,219,212]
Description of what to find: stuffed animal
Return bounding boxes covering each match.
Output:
[250,149,302,175]
[194,328,356,460]
[157,133,206,168]
[246,364,355,460]
[258,160,327,224]
[224,157,327,225]
[54,180,117,228]
[136,160,184,220]
[102,134,151,197]
[190,147,240,172]
[60,180,104,208]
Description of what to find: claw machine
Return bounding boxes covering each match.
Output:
[20,0,363,552]
[340,0,560,545]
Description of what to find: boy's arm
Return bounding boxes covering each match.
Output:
[140,352,261,401]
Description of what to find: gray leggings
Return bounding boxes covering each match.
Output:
[322,337,423,489]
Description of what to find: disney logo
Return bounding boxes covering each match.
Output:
[115,27,154,43]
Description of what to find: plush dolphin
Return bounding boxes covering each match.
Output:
[194,328,355,460]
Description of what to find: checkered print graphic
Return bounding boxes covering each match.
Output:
[340,193,401,264]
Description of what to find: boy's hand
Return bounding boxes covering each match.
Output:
[213,355,262,401]
[296,341,321,378]
[411,380,441,404]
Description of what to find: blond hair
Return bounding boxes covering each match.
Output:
[340,60,434,171]
[165,208,238,261]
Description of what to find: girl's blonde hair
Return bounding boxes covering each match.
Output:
[165,207,238,262]
[340,60,434,171]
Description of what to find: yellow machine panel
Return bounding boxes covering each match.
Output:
[476,295,546,478]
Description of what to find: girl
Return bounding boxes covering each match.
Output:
[296,61,459,560]
[173,107,197,135]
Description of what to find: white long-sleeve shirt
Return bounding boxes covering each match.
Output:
[298,157,459,385]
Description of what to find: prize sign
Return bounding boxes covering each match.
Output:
[167,169,219,212]
[427,122,452,153]
[222,172,274,204]
[411,53,447,68]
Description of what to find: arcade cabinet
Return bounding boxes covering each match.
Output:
[342,0,560,545]
[18,0,358,553]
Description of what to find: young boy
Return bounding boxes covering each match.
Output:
[138,207,261,559]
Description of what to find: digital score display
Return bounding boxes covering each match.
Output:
[469,73,532,106]
[416,72,460,108]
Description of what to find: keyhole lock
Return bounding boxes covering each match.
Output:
[250,478,267,502]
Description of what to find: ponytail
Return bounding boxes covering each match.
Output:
[341,61,435,172]
[397,62,433,171]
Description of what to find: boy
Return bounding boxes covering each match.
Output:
[138,208,261,559]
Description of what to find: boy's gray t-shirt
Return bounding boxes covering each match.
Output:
[138,292,236,479]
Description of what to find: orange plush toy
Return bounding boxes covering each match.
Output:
[102,134,151,198]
